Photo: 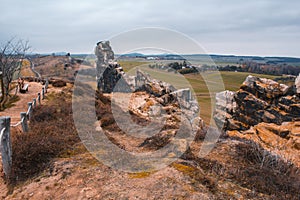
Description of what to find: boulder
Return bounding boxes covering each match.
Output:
[241,75,289,102]
[215,90,236,114]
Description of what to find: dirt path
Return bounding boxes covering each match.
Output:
[0,81,44,124]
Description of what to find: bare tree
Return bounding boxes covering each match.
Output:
[0,38,30,110]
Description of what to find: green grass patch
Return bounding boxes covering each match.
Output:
[171,162,198,175]
[128,171,154,179]
[117,60,150,72]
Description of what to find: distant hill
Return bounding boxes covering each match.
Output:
[116,53,300,65]
[184,54,300,65]
[117,53,145,58]
[27,52,300,66]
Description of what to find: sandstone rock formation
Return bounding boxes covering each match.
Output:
[215,75,300,171]
[242,75,289,102]
[95,41,129,93]
[95,42,199,119]
[95,41,201,139]
[95,41,114,65]
[215,75,300,131]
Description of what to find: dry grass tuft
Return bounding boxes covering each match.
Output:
[128,171,153,179]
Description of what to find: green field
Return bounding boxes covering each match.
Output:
[117,60,150,72]
[118,60,280,124]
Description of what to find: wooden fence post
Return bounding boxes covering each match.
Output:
[45,79,49,93]
[0,117,12,180]
[37,93,41,105]
[42,88,45,100]
[32,99,36,109]
[20,112,28,132]
[27,102,33,120]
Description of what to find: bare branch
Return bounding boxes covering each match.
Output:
[0,37,31,109]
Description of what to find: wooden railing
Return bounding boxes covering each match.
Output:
[0,79,49,179]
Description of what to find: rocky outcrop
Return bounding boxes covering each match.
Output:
[95,41,114,65]
[214,75,300,179]
[135,70,199,118]
[215,75,300,131]
[135,69,175,97]
[95,41,201,135]
[95,41,130,93]
[95,42,176,94]
[95,41,199,117]
[241,75,289,103]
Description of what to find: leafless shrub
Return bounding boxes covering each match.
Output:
[237,140,294,174]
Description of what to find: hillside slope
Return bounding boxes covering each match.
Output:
[1,81,299,199]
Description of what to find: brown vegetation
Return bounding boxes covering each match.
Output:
[10,89,80,184]
[51,79,67,87]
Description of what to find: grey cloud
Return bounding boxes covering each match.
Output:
[0,0,299,56]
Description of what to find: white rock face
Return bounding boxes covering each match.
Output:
[214,90,237,129]
[243,75,289,95]
[296,74,300,94]
[243,75,258,87]
[215,90,236,113]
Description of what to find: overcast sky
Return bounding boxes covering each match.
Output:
[1,0,300,57]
